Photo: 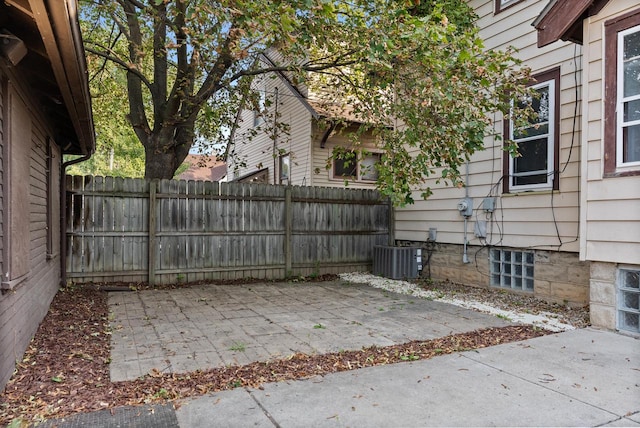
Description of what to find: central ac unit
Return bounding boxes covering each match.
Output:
[372,246,422,280]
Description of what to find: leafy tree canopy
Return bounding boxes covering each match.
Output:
[80,0,531,205]
[67,55,146,177]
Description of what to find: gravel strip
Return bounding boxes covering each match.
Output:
[339,272,590,332]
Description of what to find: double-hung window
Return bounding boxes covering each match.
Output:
[604,10,640,176]
[504,68,560,193]
[617,25,640,167]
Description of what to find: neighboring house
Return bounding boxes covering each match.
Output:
[534,0,640,333]
[227,56,381,188]
[0,0,95,390]
[395,0,639,335]
[177,154,227,182]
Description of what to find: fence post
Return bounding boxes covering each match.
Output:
[148,180,157,285]
[284,186,292,276]
[388,197,395,246]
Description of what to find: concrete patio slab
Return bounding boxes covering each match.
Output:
[108,281,510,381]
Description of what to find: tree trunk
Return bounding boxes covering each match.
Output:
[143,131,191,180]
[144,148,179,179]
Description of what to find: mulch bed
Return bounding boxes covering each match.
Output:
[0,283,551,426]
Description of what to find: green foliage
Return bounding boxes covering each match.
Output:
[229,342,246,352]
[67,26,146,177]
[80,0,532,193]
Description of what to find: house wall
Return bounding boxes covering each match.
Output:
[581,1,640,331]
[393,0,589,305]
[0,67,63,389]
[228,71,313,185]
[310,122,380,189]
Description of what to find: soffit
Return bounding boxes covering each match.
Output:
[1,0,95,155]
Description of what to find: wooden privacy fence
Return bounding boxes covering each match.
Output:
[65,175,391,284]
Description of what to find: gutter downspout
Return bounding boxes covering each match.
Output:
[272,87,279,184]
[60,154,91,286]
[463,160,470,264]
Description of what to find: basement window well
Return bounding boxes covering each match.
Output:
[618,268,640,334]
[490,249,534,292]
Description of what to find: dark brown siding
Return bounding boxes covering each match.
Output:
[0,69,62,390]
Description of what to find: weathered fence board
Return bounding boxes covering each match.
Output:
[66,176,391,284]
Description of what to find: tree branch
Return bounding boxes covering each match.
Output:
[122,0,151,140]
[85,44,153,91]
[151,1,167,130]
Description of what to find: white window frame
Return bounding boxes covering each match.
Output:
[495,0,523,14]
[279,153,290,185]
[509,78,556,192]
[617,267,640,334]
[616,25,640,170]
[332,151,381,182]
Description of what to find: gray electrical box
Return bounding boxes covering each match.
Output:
[482,197,496,213]
[373,246,422,280]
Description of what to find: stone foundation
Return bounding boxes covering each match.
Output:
[398,241,590,307]
[589,262,618,331]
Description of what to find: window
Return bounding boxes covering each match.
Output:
[490,249,534,292]
[279,154,290,185]
[503,68,560,193]
[253,86,266,127]
[618,268,640,334]
[605,11,640,176]
[334,155,356,179]
[359,153,379,181]
[495,0,524,14]
[605,12,640,176]
[333,151,380,182]
[3,86,31,289]
[619,26,640,166]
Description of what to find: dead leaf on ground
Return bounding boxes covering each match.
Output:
[0,284,552,426]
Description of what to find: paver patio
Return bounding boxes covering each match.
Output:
[108,281,511,381]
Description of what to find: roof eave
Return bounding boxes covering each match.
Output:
[533,0,611,47]
[28,0,95,155]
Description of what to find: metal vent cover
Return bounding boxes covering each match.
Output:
[373,246,422,280]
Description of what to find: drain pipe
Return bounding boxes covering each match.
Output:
[462,160,470,264]
[60,154,92,286]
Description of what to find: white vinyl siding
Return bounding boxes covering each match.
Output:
[581,2,640,265]
[229,70,313,185]
[311,122,379,189]
[395,0,581,252]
